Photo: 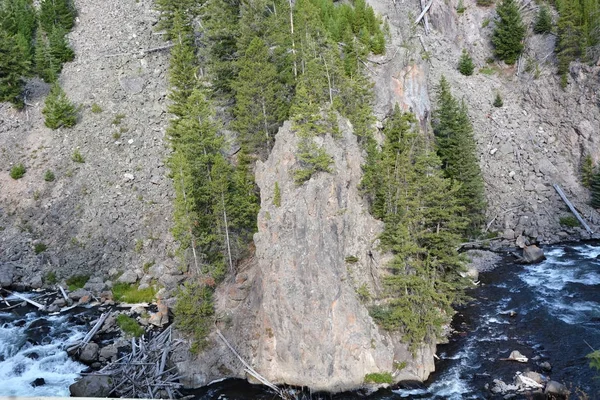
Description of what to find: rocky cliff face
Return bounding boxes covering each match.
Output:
[367,0,600,247]
[0,0,184,290]
[175,120,436,391]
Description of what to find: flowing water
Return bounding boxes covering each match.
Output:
[194,243,600,399]
[1,243,599,398]
[0,294,90,396]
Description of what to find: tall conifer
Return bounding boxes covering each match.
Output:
[492,0,525,64]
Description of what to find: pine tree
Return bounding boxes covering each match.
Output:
[232,37,288,154]
[534,4,553,34]
[492,0,526,65]
[458,49,474,75]
[493,92,503,107]
[591,171,600,208]
[556,0,582,77]
[582,154,595,188]
[48,25,74,64]
[365,106,468,347]
[167,10,198,117]
[34,27,58,82]
[39,0,75,33]
[0,30,28,107]
[433,77,486,235]
[42,83,77,128]
[0,0,36,62]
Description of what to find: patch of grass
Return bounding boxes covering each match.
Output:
[66,274,89,291]
[44,170,55,182]
[10,164,26,179]
[393,361,407,371]
[45,271,57,284]
[143,260,155,273]
[34,243,47,254]
[91,103,103,113]
[559,215,580,228]
[72,150,85,163]
[364,372,393,384]
[116,314,144,337]
[345,255,359,263]
[135,239,143,253]
[112,131,121,140]
[112,282,155,303]
[357,283,371,302]
[479,66,496,75]
[112,113,126,125]
[33,190,41,201]
[481,18,490,28]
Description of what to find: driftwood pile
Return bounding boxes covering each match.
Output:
[96,326,183,399]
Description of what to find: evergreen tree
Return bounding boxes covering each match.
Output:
[167,10,198,117]
[591,171,600,208]
[492,0,526,65]
[493,92,503,107]
[0,30,28,107]
[582,154,594,188]
[48,25,74,64]
[42,83,77,128]
[34,27,58,82]
[556,0,582,77]
[364,106,468,347]
[458,49,474,75]
[0,0,36,62]
[232,37,288,154]
[39,0,75,33]
[433,77,486,235]
[534,4,553,34]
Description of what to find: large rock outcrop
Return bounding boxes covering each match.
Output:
[175,120,436,392]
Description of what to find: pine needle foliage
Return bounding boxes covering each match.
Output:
[362,106,468,348]
[591,172,600,208]
[493,92,504,107]
[458,49,474,75]
[581,154,594,188]
[492,0,526,64]
[433,77,486,236]
[42,83,77,128]
[534,4,553,34]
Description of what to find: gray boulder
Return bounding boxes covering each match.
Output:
[68,288,91,301]
[522,245,546,264]
[117,270,139,284]
[544,380,569,398]
[70,375,112,397]
[0,263,15,287]
[79,342,99,363]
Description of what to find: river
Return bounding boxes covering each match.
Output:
[1,243,599,398]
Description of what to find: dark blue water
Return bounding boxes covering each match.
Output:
[193,243,600,399]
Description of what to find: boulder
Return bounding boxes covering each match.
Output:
[515,373,543,389]
[79,342,99,363]
[68,288,91,301]
[70,375,112,397]
[522,370,544,384]
[544,380,569,398]
[148,301,169,327]
[99,344,118,362]
[506,350,528,363]
[117,270,139,284]
[522,245,545,264]
[539,361,552,372]
[0,263,16,287]
[31,378,45,387]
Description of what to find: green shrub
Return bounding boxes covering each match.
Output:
[458,49,474,76]
[493,92,504,107]
[42,83,77,129]
[45,271,57,284]
[112,282,155,303]
[66,274,89,291]
[116,314,144,337]
[356,283,371,302]
[44,170,55,182]
[559,215,580,228]
[364,372,393,384]
[91,103,102,113]
[345,255,359,263]
[112,113,126,125]
[34,243,47,254]
[10,164,26,179]
[533,4,552,34]
[477,0,495,5]
[581,154,594,188]
[294,139,333,185]
[479,66,496,75]
[174,281,214,353]
[71,149,84,163]
[273,181,281,207]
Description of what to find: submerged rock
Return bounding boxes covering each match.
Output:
[544,380,569,398]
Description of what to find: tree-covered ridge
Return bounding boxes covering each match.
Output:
[0,0,76,107]
[363,106,469,348]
